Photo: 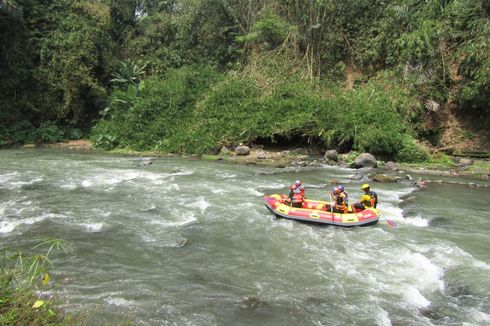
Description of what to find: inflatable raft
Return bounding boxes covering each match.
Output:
[264,194,379,227]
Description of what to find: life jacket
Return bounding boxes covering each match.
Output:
[360,190,377,208]
[298,185,305,197]
[335,192,349,212]
[291,188,304,204]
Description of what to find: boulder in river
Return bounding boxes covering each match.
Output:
[235,145,250,155]
[369,173,400,183]
[220,146,231,155]
[458,158,474,166]
[353,153,377,168]
[324,150,339,162]
[384,161,399,171]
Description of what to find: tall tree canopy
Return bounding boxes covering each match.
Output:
[1,0,488,155]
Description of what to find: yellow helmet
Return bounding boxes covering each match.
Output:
[361,183,370,190]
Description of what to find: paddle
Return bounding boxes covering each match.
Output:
[372,196,397,228]
[329,193,334,223]
[381,215,397,228]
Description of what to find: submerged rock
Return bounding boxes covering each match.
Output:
[240,296,268,310]
[384,161,399,171]
[137,158,154,166]
[369,173,400,183]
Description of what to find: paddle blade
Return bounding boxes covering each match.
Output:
[386,218,397,228]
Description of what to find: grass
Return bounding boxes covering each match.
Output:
[466,159,490,173]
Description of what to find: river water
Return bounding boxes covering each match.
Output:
[1,149,489,325]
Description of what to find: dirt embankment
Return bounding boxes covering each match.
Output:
[42,140,94,150]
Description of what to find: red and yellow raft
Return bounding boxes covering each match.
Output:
[264,194,379,227]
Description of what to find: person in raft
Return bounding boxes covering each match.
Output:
[286,184,304,208]
[352,184,378,212]
[294,179,305,197]
[330,185,349,213]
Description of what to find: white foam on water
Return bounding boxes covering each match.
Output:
[104,296,136,307]
[81,179,93,188]
[211,188,227,194]
[0,214,48,233]
[216,172,236,178]
[258,183,287,190]
[76,222,104,232]
[149,212,197,228]
[379,205,405,225]
[270,218,294,230]
[473,259,490,271]
[60,182,78,190]
[79,169,154,189]
[404,252,444,291]
[430,244,490,272]
[246,187,264,196]
[375,308,392,326]
[168,183,180,191]
[186,197,210,214]
[468,308,490,324]
[381,187,415,201]
[402,286,431,308]
[404,213,430,227]
[11,177,44,186]
[0,171,19,181]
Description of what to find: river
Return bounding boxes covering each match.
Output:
[1,149,489,325]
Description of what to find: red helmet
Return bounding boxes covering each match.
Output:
[294,180,302,186]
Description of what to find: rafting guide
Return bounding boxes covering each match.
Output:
[352,183,378,212]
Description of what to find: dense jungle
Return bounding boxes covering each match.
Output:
[1,0,489,160]
[1,1,490,325]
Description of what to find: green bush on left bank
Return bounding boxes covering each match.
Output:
[0,120,83,146]
[0,239,73,325]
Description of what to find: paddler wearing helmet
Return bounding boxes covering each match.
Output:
[330,185,349,213]
[352,183,378,212]
[287,183,304,208]
[294,179,305,197]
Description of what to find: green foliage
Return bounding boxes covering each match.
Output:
[2,0,489,154]
[395,136,429,163]
[1,239,69,325]
[39,0,114,124]
[3,121,39,144]
[446,0,490,113]
[428,152,454,166]
[237,8,293,48]
[91,58,420,159]
[0,120,83,145]
[38,122,65,143]
[38,122,83,143]
[344,151,360,165]
[91,64,223,151]
[110,59,147,89]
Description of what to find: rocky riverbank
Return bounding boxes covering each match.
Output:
[27,140,490,184]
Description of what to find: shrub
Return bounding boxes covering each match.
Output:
[91,64,223,152]
[395,137,429,162]
[6,121,39,144]
[38,121,64,143]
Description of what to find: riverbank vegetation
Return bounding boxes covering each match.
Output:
[0,239,72,325]
[1,0,489,160]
